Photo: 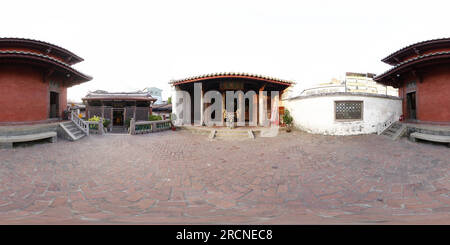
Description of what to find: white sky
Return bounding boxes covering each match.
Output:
[2,0,449,102]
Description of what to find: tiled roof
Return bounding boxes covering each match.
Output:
[152,103,172,111]
[375,51,450,81]
[169,72,294,85]
[0,37,84,65]
[0,50,92,82]
[382,37,450,65]
[83,91,157,101]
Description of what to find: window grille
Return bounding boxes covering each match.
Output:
[335,101,363,120]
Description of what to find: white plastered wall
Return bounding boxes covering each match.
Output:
[284,94,402,135]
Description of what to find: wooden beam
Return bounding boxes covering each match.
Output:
[390,77,400,88]
[259,82,267,91]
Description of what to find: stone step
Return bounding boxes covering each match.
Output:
[382,132,393,137]
[68,125,82,131]
[59,121,87,141]
[215,132,249,136]
[386,129,397,134]
[381,123,407,141]
[68,129,82,135]
[65,124,77,129]
[215,131,248,135]
[215,134,249,137]
[73,134,86,141]
[73,130,85,137]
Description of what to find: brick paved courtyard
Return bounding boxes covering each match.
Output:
[0,130,449,224]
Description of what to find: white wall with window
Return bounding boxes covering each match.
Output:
[284,93,402,135]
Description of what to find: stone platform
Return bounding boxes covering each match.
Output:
[179,126,287,139]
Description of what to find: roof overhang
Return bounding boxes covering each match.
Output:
[0,38,83,65]
[169,72,294,87]
[0,51,92,87]
[374,51,450,87]
[82,97,156,101]
[382,38,450,65]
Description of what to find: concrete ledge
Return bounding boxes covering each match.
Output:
[0,122,60,137]
[410,132,450,147]
[0,132,57,148]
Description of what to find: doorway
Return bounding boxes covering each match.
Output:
[406,92,416,120]
[49,91,59,118]
[113,109,124,126]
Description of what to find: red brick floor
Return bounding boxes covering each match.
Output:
[0,130,449,224]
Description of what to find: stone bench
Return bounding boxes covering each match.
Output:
[0,131,57,149]
[409,132,450,147]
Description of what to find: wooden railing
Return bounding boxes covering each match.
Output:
[129,118,172,135]
[376,113,397,135]
[71,111,90,136]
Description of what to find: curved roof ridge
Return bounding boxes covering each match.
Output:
[382,37,450,65]
[0,37,84,64]
[169,72,294,85]
[375,50,450,81]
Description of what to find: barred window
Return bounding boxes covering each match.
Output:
[335,101,363,120]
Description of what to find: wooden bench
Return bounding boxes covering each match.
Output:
[0,131,57,149]
[409,132,450,147]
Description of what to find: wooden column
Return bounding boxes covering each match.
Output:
[133,101,137,121]
[101,101,105,118]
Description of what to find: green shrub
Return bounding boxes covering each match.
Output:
[283,109,293,126]
[88,116,100,129]
[149,115,162,121]
[103,119,110,128]
[88,116,110,129]
[88,115,100,122]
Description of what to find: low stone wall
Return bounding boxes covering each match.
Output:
[284,92,402,135]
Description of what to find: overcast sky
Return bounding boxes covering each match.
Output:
[2,0,449,102]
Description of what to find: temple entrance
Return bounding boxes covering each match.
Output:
[173,73,292,128]
[406,92,416,120]
[49,91,59,118]
[225,96,250,123]
[113,109,124,126]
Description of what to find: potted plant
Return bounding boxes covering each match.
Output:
[103,119,111,132]
[283,109,294,132]
[170,113,177,131]
[88,115,100,130]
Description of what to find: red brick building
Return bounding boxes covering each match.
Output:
[0,38,91,124]
[374,38,450,124]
